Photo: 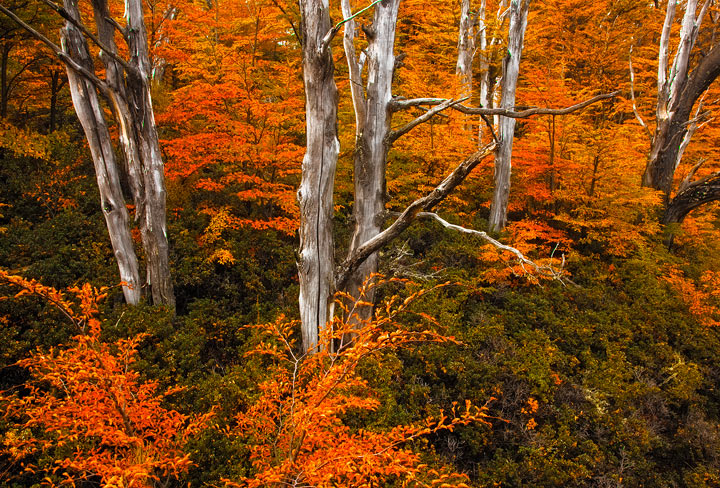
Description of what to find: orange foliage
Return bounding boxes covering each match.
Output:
[663,266,720,328]
[157,0,303,236]
[0,269,212,487]
[226,282,493,487]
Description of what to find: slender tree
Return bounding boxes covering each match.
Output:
[488,0,530,232]
[0,0,175,307]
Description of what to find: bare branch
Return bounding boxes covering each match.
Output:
[336,143,497,290]
[0,4,110,93]
[416,212,568,283]
[391,91,621,118]
[37,0,137,76]
[678,158,707,192]
[320,0,382,54]
[386,97,469,144]
[629,45,652,140]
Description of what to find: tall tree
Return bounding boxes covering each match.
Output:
[488,0,530,232]
[297,0,340,351]
[640,0,720,225]
[0,0,175,307]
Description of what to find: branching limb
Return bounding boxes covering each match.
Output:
[336,143,497,290]
[629,45,652,140]
[386,97,469,144]
[37,0,137,76]
[0,4,110,93]
[415,212,569,283]
[391,91,621,118]
[678,158,707,193]
[320,0,382,54]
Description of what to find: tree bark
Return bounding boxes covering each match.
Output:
[663,172,720,224]
[89,0,174,307]
[60,3,141,305]
[297,0,339,353]
[456,0,475,102]
[643,0,713,195]
[488,0,530,232]
[342,0,401,324]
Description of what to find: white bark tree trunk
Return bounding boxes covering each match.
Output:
[456,0,475,100]
[342,0,401,323]
[61,0,141,305]
[297,0,340,353]
[643,0,710,196]
[488,0,530,232]
[88,0,174,307]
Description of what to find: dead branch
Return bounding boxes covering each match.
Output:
[336,142,497,290]
[0,4,110,93]
[415,212,569,283]
[390,91,621,118]
[629,45,652,140]
[386,97,469,144]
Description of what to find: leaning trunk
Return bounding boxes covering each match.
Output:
[488,0,530,232]
[90,0,174,307]
[297,0,340,353]
[61,5,141,305]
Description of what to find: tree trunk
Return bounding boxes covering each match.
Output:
[90,0,174,307]
[457,0,475,124]
[644,44,720,196]
[124,0,174,307]
[663,173,720,224]
[297,0,339,353]
[60,6,141,305]
[488,0,530,232]
[342,0,401,324]
[643,0,714,195]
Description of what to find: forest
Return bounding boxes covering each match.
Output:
[2,0,720,486]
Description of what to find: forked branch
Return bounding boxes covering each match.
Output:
[336,143,497,290]
[390,91,621,118]
[0,4,110,93]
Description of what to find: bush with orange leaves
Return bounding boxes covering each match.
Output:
[0,269,212,488]
[226,280,494,488]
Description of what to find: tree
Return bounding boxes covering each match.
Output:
[488,0,531,232]
[296,0,612,353]
[639,0,720,225]
[0,0,175,307]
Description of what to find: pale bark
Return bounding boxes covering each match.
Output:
[297,0,339,353]
[3,0,174,307]
[86,0,174,307]
[456,0,475,100]
[488,0,530,232]
[643,0,712,195]
[124,0,174,307]
[60,2,141,305]
[477,0,491,143]
[341,0,400,323]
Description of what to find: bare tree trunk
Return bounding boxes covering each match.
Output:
[297,0,339,353]
[643,0,711,195]
[456,0,476,116]
[342,0,401,323]
[61,4,141,305]
[124,0,174,307]
[89,0,174,307]
[477,0,491,143]
[488,0,530,232]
